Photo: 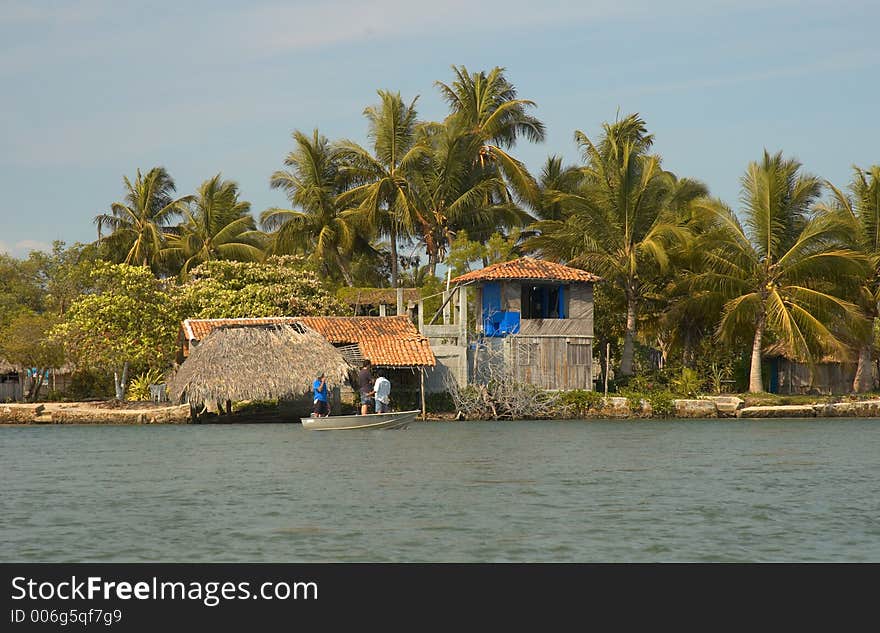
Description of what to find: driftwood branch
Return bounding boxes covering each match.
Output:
[445,340,563,420]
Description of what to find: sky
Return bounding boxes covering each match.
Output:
[1,0,878,258]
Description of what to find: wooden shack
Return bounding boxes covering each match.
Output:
[447,257,600,391]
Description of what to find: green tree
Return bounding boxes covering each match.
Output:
[0,253,44,328]
[408,120,524,275]
[173,256,347,319]
[436,65,544,204]
[0,312,65,402]
[261,130,358,285]
[94,167,192,271]
[686,151,866,393]
[336,91,426,287]
[25,241,102,316]
[525,113,708,376]
[818,165,880,392]
[52,263,179,399]
[162,174,264,277]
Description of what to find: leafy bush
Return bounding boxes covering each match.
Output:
[126,368,166,401]
[67,369,113,400]
[628,370,672,392]
[647,390,675,417]
[671,367,702,397]
[624,391,645,413]
[559,390,603,416]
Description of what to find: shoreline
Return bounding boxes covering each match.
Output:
[5,396,880,424]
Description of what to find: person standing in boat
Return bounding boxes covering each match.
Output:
[373,370,391,414]
[358,360,373,415]
[312,372,329,417]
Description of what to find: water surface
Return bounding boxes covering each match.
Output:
[2,419,879,561]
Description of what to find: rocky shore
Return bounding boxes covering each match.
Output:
[600,396,880,419]
[0,402,191,424]
[4,397,880,424]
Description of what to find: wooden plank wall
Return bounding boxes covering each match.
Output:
[510,336,593,390]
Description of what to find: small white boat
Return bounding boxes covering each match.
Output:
[301,409,420,431]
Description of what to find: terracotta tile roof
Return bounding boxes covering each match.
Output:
[297,316,435,367]
[180,316,435,367]
[451,257,601,284]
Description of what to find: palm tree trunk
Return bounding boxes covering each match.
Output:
[749,321,765,393]
[853,343,873,393]
[390,225,399,288]
[620,298,637,376]
[338,255,354,287]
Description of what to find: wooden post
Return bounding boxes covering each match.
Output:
[420,368,426,420]
[604,342,610,401]
[458,286,467,337]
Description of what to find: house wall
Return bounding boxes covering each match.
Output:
[776,360,857,395]
[508,335,594,390]
[568,284,594,323]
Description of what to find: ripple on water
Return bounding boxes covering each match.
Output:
[3,420,880,561]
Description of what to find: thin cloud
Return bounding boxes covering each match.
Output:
[0,239,51,258]
[611,49,879,99]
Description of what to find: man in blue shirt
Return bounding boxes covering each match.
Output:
[312,373,329,417]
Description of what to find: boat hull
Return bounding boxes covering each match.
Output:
[301,409,420,430]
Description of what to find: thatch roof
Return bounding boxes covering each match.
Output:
[167,323,351,405]
[763,341,854,364]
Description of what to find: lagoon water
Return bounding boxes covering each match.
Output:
[2,419,880,562]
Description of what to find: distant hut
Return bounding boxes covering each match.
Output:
[167,323,350,412]
[762,342,859,395]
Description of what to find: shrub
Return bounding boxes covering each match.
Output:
[671,367,702,397]
[126,368,166,401]
[67,370,113,400]
[647,390,675,417]
[559,390,603,417]
[624,391,645,413]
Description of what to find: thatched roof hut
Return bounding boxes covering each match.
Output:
[167,323,350,405]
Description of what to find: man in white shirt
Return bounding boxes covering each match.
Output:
[373,372,391,413]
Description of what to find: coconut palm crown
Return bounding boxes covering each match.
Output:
[261,129,358,285]
[94,167,192,271]
[162,174,264,277]
[524,113,708,376]
[817,165,880,392]
[686,151,867,393]
[334,90,426,287]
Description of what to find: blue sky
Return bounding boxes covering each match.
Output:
[1,0,877,258]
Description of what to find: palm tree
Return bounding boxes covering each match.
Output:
[94,167,191,271]
[686,151,867,393]
[408,120,523,275]
[817,165,880,392]
[162,174,264,277]
[436,65,544,204]
[261,130,357,285]
[525,113,708,376]
[335,91,425,287]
